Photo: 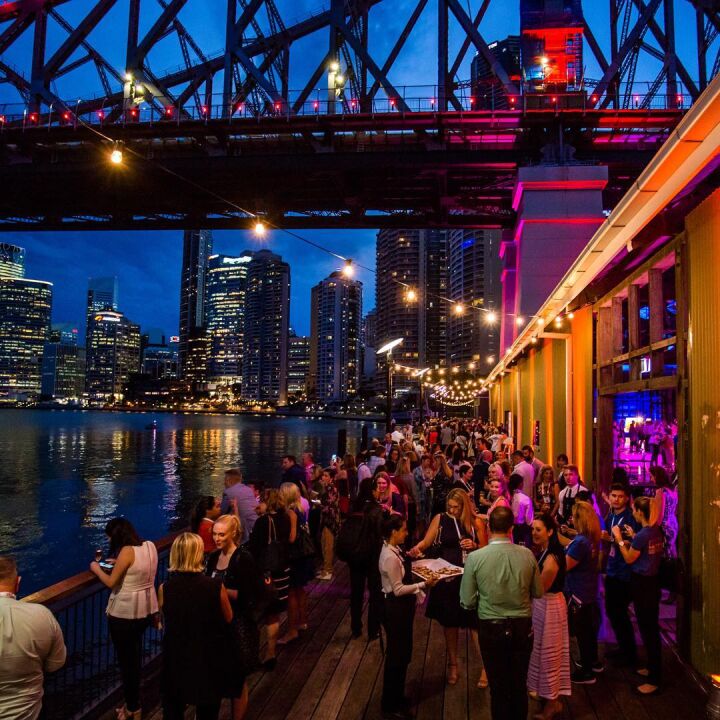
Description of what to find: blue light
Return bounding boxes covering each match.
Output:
[639,305,650,321]
[666,299,677,315]
[462,239,474,249]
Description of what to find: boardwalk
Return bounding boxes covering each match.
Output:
[148,563,707,720]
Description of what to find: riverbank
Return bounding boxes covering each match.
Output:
[20,403,385,423]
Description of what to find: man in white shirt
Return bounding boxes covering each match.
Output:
[508,474,534,547]
[521,445,544,478]
[511,451,536,499]
[553,465,590,525]
[368,446,386,474]
[0,556,66,720]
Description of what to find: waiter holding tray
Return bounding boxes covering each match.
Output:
[378,515,437,720]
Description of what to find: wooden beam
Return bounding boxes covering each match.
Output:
[648,267,665,375]
[598,374,677,396]
[628,283,641,380]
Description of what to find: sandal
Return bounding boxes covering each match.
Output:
[447,663,459,685]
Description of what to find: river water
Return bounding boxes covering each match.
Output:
[0,409,378,595]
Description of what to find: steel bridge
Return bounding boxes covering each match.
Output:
[0,0,718,230]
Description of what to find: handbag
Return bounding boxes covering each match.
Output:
[257,516,282,574]
[289,517,316,560]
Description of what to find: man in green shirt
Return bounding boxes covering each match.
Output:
[460,507,543,720]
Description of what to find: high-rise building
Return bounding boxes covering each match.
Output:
[287,331,310,400]
[87,277,118,316]
[205,252,252,385]
[0,243,25,279]
[179,229,213,377]
[85,310,140,401]
[0,276,52,401]
[375,230,448,382]
[361,309,377,349]
[142,346,178,379]
[41,323,85,400]
[310,271,362,403]
[447,230,502,368]
[242,250,290,404]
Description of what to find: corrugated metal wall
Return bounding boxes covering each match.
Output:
[686,188,720,674]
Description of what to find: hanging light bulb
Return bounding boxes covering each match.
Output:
[342,259,354,277]
[110,142,123,165]
[405,289,417,302]
[554,316,562,327]
[537,318,545,327]
[516,316,525,326]
[253,221,266,237]
[486,311,498,324]
[453,303,465,315]
[568,311,575,320]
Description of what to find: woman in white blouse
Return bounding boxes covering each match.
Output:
[90,518,158,720]
[379,515,437,718]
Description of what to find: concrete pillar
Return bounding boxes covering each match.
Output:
[500,165,608,352]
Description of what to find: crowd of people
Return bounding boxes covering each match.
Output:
[0,418,680,720]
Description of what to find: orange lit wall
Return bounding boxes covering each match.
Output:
[570,306,593,483]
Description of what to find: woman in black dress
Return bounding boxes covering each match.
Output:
[247,489,292,670]
[408,488,488,687]
[161,532,233,720]
[206,514,266,719]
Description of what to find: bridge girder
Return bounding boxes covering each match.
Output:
[0,0,718,121]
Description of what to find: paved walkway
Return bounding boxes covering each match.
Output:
[149,563,707,720]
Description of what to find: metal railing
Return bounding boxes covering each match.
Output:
[23,534,178,720]
[0,81,691,129]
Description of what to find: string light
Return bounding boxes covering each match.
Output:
[254,221,266,237]
[567,311,575,320]
[516,316,524,326]
[110,143,123,165]
[486,311,498,324]
[453,303,465,315]
[342,259,354,277]
[405,289,417,302]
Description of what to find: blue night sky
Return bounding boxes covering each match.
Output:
[0,0,701,337]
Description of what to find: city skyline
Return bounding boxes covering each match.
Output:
[9,229,377,339]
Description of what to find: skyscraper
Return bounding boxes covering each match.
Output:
[179,229,212,377]
[242,250,290,404]
[87,277,118,317]
[205,252,252,386]
[447,230,502,367]
[0,243,25,279]
[287,332,310,400]
[310,271,362,403]
[0,243,52,401]
[41,324,85,400]
[85,310,141,401]
[375,230,448,380]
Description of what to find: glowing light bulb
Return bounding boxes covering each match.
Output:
[405,289,417,302]
[516,316,524,326]
[110,148,123,165]
[453,303,465,315]
[254,221,266,237]
[486,311,498,324]
[342,259,354,277]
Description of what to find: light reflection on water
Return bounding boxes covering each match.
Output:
[0,409,377,595]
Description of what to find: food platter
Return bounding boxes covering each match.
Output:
[412,558,463,583]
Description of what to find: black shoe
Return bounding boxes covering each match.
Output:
[592,661,605,674]
[571,670,596,685]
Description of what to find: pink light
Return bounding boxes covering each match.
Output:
[470,96,475,106]
[62,112,70,120]
[0,116,5,124]
[237,103,244,113]
[390,98,396,108]
[165,107,173,116]
[551,96,557,103]
[430,98,436,106]
[96,111,103,120]
[509,96,516,104]
[313,101,319,111]
[677,94,683,105]
[201,105,208,115]
[351,99,357,108]
[30,113,38,123]
[591,95,597,103]
[275,102,281,110]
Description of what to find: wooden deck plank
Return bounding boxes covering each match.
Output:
[405,604,432,714]
[291,604,354,720]
[335,639,383,720]
[442,627,468,720]
[415,619,446,720]
[467,629,492,720]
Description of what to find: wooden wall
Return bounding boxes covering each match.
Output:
[685,188,720,674]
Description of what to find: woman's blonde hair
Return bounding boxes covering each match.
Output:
[539,465,555,483]
[572,501,601,544]
[279,482,302,512]
[169,532,205,572]
[446,488,476,536]
[213,514,242,545]
[397,455,411,476]
[262,488,286,513]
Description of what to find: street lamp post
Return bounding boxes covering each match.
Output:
[377,338,403,433]
[416,367,430,426]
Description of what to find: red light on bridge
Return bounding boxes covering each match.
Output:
[201,105,208,115]
[62,112,70,121]
[390,98,396,109]
[509,96,516,105]
[551,96,557,103]
[165,106,173,117]
[96,110,104,120]
[0,116,5,124]
[275,102,281,111]
[677,94,683,106]
[469,96,475,106]
[236,102,244,113]
[130,108,137,118]
[29,112,38,123]
[430,98,436,107]
[351,98,357,109]
[591,95,598,103]
[313,101,319,111]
